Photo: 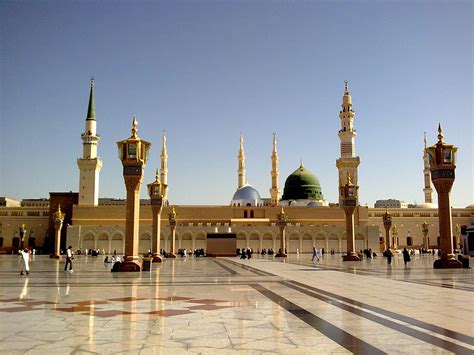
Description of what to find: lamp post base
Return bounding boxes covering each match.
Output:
[113,260,141,272]
[275,252,287,257]
[343,252,360,261]
[50,254,60,259]
[433,255,462,269]
[152,254,163,262]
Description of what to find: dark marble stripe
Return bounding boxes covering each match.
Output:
[402,279,473,292]
[286,280,474,349]
[224,259,273,276]
[250,283,386,355]
[223,260,473,348]
[212,260,238,275]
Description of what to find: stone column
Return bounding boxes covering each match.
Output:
[275,207,287,257]
[151,204,163,262]
[168,207,177,258]
[433,180,460,268]
[124,174,142,263]
[343,208,359,261]
[51,206,64,259]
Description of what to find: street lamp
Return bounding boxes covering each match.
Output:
[275,206,287,257]
[422,221,429,251]
[116,117,151,272]
[147,169,167,262]
[340,176,360,261]
[382,208,392,251]
[425,124,462,268]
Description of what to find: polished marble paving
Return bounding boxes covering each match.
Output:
[0,253,472,354]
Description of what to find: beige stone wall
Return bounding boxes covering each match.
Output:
[0,207,49,250]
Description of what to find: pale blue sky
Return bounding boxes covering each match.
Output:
[0,0,472,207]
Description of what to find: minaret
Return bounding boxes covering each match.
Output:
[77,77,102,206]
[423,132,433,204]
[160,130,168,200]
[270,133,280,205]
[238,133,246,188]
[336,81,360,204]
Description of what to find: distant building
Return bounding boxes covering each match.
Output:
[374,199,408,209]
[0,197,21,207]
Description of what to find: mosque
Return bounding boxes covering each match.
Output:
[1,80,473,255]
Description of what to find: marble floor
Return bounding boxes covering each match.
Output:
[0,253,472,354]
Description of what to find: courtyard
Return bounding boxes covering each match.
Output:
[0,253,472,354]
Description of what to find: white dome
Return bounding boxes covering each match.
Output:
[231,185,262,206]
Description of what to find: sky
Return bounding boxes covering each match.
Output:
[0,0,472,208]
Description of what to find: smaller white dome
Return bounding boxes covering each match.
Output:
[466,203,474,209]
[231,185,262,207]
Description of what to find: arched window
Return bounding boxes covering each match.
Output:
[406,237,413,246]
[250,210,254,218]
[12,237,20,248]
[244,210,248,218]
[0,237,3,247]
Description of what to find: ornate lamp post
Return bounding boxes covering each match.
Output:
[382,209,392,251]
[19,224,27,249]
[275,206,287,257]
[51,205,64,259]
[422,221,429,251]
[116,117,151,272]
[391,224,398,249]
[147,169,167,262]
[340,176,360,261]
[168,206,177,258]
[426,124,461,268]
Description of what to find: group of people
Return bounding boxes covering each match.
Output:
[18,245,75,275]
[383,248,411,266]
[237,248,253,259]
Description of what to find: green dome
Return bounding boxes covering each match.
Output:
[282,165,325,201]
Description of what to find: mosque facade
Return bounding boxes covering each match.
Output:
[1,81,473,255]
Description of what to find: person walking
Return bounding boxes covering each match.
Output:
[386,249,393,265]
[311,246,320,261]
[19,247,31,275]
[64,245,74,272]
[402,248,411,267]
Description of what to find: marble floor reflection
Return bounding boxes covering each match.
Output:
[0,253,472,354]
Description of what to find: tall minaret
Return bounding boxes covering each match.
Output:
[336,81,360,204]
[270,133,280,205]
[238,133,246,188]
[422,132,434,204]
[77,77,102,206]
[160,130,168,200]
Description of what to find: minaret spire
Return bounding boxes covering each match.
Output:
[86,76,95,120]
[270,133,280,205]
[160,129,168,200]
[422,132,433,204]
[78,77,102,206]
[336,80,360,204]
[238,132,246,188]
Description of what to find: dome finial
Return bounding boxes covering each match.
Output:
[437,123,443,143]
[300,158,304,167]
[131,116,138,138]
